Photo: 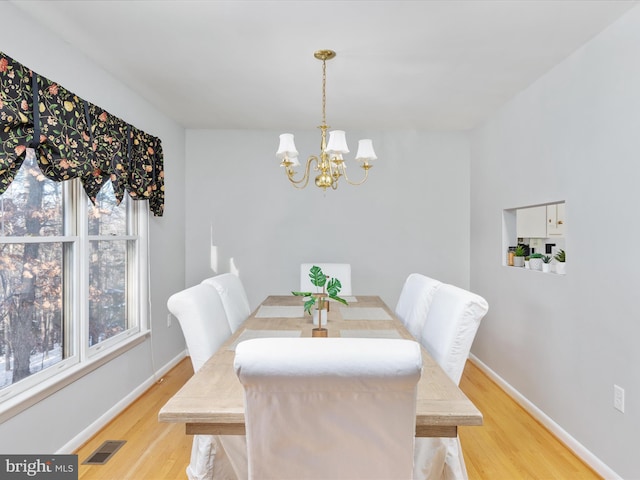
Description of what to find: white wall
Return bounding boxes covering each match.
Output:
[0,2,187,453]
[185,130,470,310]
[470,6,640,478]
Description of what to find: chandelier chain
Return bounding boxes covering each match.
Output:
[321,58,327,127]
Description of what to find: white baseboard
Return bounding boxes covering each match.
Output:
[57,350,187,455]
[468,354,621,480]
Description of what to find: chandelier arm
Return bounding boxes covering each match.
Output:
[285,156,320,189]
[342,164,372,186]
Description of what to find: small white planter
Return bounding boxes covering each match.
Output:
[529,258,543,271]
[556,262,566,275]
[542,263,551,273]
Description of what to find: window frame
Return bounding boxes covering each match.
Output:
[0,177,149,422]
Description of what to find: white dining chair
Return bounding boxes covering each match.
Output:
[300,263,352,295]
[413,283,489,480]
[167,283,235,480]
[203,273,252,333]
[395,273,442,343]
[234,337,422,480]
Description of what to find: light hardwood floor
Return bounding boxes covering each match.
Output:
[74,358,601,480]
[458,361,600,479]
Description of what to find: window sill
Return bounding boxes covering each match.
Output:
[0,331,150,424]
[503,265,566,275]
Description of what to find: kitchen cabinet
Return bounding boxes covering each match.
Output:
[546,203,565,237]
[516,206,547,238]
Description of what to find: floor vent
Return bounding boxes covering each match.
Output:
[82,440,126,465]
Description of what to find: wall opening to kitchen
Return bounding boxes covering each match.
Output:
[502,201,566,273]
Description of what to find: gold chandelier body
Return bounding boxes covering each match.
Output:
[276,50,377,191]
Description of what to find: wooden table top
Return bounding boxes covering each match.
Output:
[158,295,483,438]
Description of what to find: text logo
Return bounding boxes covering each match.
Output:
[0,455,77,479]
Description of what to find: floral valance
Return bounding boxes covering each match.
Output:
[0,51,164,216]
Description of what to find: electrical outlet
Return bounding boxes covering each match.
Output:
[614,385,625,413]
[167,313,172,328]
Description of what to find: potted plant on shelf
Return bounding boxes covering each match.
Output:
[529,253,543,271]
[292,265,348,336]
[513,245,526,267]
[524,256,530,269]
[554,249,566,275]
[542,255,552,273]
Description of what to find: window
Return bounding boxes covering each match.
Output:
[0,150,148,405]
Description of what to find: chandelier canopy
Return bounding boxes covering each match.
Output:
[276,49,377,191]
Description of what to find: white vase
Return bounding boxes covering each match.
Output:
[529,258,543,271]
[542,263,551,273]
[513,257,524,267]
[312,304,328,326]
[556,262,566,275]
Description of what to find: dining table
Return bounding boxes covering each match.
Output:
[158,295,483,438]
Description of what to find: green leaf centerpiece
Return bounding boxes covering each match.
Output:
[292,265,348,319]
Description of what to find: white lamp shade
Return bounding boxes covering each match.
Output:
[355,139,377,162]
[326,130,349,154]
[276,133,299,161]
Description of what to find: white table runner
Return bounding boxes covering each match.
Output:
[339,307,392,321]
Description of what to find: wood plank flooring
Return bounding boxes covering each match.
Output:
[75,359,194,480]
[459,361,600,480]
[74,358,601,479]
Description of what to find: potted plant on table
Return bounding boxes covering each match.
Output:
[554,249,566,275]
[513,245,526,267]
[292,265,348,337]
[542,255,552,273]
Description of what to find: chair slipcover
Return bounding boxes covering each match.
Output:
[203,273,252,333]
[234,337,422,480]
[167,283,232,373]
[414,283,489,480]
[420,284,488,386]
[300,263,352,296]
[395,273,442,343]
[167,283,234,480]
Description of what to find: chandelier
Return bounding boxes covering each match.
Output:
[276,49,377,191]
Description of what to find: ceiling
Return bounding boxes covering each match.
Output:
[11,0,638,131]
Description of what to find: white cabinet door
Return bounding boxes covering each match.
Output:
[516,206,547,238]
[546,203,565,236]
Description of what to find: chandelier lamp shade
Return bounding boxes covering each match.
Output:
[276,49,377,190]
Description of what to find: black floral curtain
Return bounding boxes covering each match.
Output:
[0,51,164,216]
